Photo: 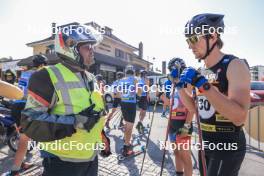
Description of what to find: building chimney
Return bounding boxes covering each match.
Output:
[104,26,112,36]
[162,61,166,75]
[51,22,56,39]
[139,42,143,59]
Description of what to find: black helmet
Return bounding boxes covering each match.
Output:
[168,57,186,73]
[95,74,103,81]
[33,54,48,67]
[140,70,147,77]
[4,69,16,84]
[4,69,15,76]
[185,13,224,37]
[116,71,124,79]
[185,13,225,61]
[125,65,134,75]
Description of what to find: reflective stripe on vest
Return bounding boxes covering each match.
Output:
[41,63,104,162]
[49,66,85,114]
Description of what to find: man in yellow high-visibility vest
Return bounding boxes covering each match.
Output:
[20,24,111,176]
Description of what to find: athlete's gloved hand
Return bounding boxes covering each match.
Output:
[169,67,187,90]
[100,130,112,157]
[75,104,102,132]
[177,123,191,136]
[180,67,208,88]
[177,126,190,136]
[170,67,179,79]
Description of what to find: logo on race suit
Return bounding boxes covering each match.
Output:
[198,95,215,119]
[222,58,230,64]
[197,68,225,119]
[198,67,221,85]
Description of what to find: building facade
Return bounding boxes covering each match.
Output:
[250,65,264,81]
[26,22,152,84]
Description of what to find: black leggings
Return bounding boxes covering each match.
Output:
[42,156,98,176]
[120,102,137,123]
[199,150,245,176]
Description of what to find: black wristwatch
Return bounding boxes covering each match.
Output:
[199,82,211,93]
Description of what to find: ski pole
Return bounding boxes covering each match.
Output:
[192,87,207,176]
[148,98,151,120]
[140,97,158,175]
[160,83,176,176]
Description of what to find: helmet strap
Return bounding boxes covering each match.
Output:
[74,46,86,69]
[199,35,218,62]
[60,52,83,70]
[79,55,85,69]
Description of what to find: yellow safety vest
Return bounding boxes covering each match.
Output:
[41,63,105,162]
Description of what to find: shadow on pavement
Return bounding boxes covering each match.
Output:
[246,145,264,159]
[107,131,140,176]
[146,138,176,175]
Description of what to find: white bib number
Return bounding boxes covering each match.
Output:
[197,96,215,119]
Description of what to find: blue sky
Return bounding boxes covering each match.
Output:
[0,0,263,69]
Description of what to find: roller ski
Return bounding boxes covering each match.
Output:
[136,122,150,134]
[161,112,166,118]
[119,138,141,152]
[133,123,150,140]
[2,162,37,176]
[132,130,148,140]
[161,109,169,118]
[117,145,145,161]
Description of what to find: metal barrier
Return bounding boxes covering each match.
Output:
[245,105,263,151]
